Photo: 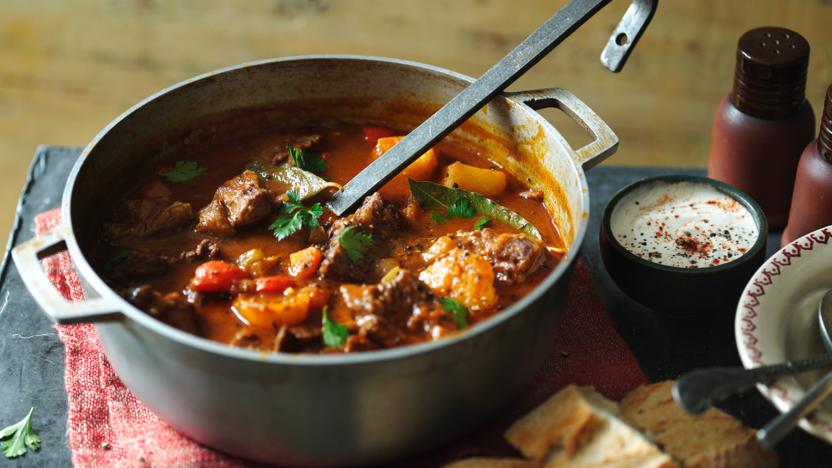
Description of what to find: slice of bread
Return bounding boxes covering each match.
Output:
[444,458,541,467]
[505,385,677,468]
[620,381,777,468]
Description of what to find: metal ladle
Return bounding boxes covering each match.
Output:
[756,289,832,448]
[326,0,658,216]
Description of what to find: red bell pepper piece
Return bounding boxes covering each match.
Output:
[191,261,250,293]
[254,275,296,294]
[288,246,323,280]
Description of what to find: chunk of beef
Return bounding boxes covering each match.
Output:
[354,314,403,348]
[196,199,234,237]
[451,228,547,285]
[233,323,326,352]
[105,239,220,283]
[335,283,405,348]
[229,328,264,349]
[124,286,200,335]
[272,324,325,352]
[271,134,322,164]
[335,192,407,239]
[374,268,437,313]
[221,171,272,225]
[319,193,406,281]
[196,170,273,236]
[332,269,445,349]
[179,239,221,262]
[106,199,194,240]
[287,324,323,341]
[111,251,171,281]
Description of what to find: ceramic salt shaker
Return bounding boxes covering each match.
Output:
[707,27,815,230]
[782,85,832,245]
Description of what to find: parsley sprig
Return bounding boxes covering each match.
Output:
[288,145,327,174]
[1,407,40,459]
[430,196,474,225]
[322,308,349,348]
[439,297,468,329]
[158,160,206,183]
[339,226,373,263]
[448,197,475,218]
[269,191,323,241]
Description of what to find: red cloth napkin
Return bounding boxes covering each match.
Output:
[35,208,646,467]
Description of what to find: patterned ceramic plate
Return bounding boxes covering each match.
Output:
[736,226,832,444]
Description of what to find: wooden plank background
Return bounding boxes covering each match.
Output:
[1,0,830,246]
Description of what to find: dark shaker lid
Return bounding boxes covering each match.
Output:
[731,27,810,119]
[819,84,832,161]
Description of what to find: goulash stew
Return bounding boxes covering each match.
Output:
[97,123,564,353]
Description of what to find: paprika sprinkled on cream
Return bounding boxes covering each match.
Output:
[611,181,758,268]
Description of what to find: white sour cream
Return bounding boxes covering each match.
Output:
[610,181,759,268]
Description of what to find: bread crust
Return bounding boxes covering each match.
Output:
[505,385,677,468]
[450,381,778,468]
[620,381,778,468]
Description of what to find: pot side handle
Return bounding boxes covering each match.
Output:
[506,88,619,170]
[12,226,123,324]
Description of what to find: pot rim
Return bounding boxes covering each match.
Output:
[62,54,591,365]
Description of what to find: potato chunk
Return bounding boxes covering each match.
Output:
[442,161,507,197]
[419,246,497,312]
[371,136,438,202]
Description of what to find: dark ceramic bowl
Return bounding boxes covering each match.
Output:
[600,175,768,317]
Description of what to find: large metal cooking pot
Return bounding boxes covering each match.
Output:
[13,56,617,465]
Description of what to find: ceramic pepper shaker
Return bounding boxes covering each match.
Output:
[707,27,815,230]
[782,85,832,245]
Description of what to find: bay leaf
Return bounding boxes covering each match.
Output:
[408,180,542,241]
[248,161,341,201]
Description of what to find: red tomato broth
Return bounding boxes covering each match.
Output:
[97,122,564,353]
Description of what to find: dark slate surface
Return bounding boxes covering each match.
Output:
[0,146,830,466]
[0,147,76,468]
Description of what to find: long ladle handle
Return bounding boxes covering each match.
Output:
[327,0,655,215]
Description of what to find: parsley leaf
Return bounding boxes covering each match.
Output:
[431,211,448,224]
[1,407,40,459]
[282,190,304,210]
[158,160,206,183]
[439,297,468,329]
[448,196,475,218]
[474,216,491,230]
[269,190,323,241]
[287,145,328,174]
[339,226,373,263]
[322,308,349,348]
